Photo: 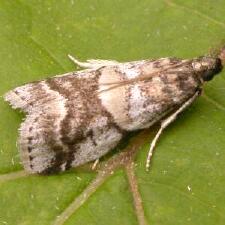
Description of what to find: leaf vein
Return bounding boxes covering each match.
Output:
[165,0,225,28]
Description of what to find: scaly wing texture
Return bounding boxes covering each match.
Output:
[4,57,200,174]
[4,71,123,174]
[5,80,69,173]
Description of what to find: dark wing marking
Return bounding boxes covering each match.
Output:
[4,81,60,113]
[18,107,72,174]
[5,81,69,174]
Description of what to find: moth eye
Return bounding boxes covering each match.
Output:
[202,58,222,81]
[202,70,216,81]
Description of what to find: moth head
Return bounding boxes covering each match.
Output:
[192,56,223,82]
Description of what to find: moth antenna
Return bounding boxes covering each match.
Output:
[208,41,225,66]
[218,46,225,66]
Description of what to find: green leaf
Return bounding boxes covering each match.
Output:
[1,0,225,225]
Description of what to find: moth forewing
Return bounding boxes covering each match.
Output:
[4,53,223,174]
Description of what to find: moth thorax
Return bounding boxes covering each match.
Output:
[192,56,222,82]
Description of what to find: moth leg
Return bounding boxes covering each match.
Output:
[91,158,99,170]
[146,90,201,171]
[68,54,119,69]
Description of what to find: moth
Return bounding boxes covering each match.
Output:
[4,52,224,174]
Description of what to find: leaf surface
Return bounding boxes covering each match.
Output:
[1,1,225,225]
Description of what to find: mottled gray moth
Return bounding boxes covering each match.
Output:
[4,50,224,174]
